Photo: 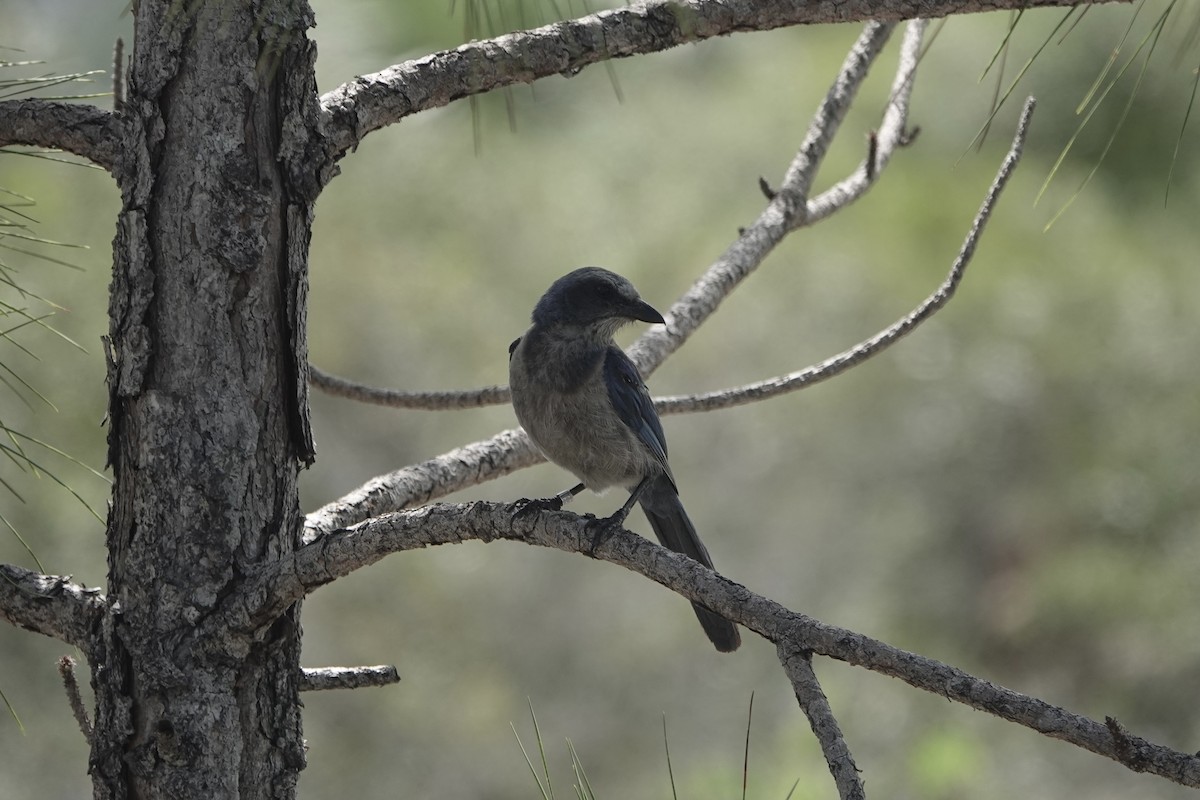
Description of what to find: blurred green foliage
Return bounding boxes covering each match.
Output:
[1,1,1198,798]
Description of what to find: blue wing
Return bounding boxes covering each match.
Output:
[603,347,675,489]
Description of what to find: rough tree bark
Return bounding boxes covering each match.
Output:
[93,2,321,796]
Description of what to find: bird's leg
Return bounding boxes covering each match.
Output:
[512,482,586,521]
[555,482,586,507]
[588,477,651,554]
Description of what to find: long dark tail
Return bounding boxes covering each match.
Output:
[638,477,741,653]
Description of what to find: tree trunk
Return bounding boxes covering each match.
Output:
[93,1,321,796]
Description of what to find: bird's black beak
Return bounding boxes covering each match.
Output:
[630,299,665,325]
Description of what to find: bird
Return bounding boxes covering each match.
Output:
[508,267,741,653]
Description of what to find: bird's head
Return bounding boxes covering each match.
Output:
[531,267,665,338]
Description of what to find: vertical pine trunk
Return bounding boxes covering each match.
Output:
[92,1,321,796]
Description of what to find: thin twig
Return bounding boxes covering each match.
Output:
[654,95,1037,415]
[803,19,927,227]
[309,364,509,409]
[778,645,864,800]
[112,38,125,113]
[57,655,93,744]
[299,665,400,692]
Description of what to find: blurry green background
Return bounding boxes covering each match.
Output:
[2,1,1198,798]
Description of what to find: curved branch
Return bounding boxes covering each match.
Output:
[779,645,863,800]
[655,95,1035,414]
[318,0,1123,164]
[0,563,106,652]
[309,363,509,409]
[303,428,541,540]
[0,99,120,173]
[307,81,1026,420]
[246,501,1200,789]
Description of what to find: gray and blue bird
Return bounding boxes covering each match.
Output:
[508,267,741,653]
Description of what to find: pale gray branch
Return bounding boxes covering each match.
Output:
[317,0,1127,164]
[310,363,509,409]
[779,644,864,800]
[655,95,1036,414]
[626,19,900,374]
[249,501,1200,789]
[803,19,925,226]
[299,665,400,692]
[304,428,541,540]
[0,99,119,173]
[0,564,105,651]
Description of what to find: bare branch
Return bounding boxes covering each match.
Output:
[778,644,864,800]
[299,665,400,692]
[303,428,541,540]
[310,363,509,409]
[317,0,1127,163]
[802,19,926,226]
[112,38,126,113]
[626,19,904,373]
[58,655,93,744]
[0,100,119,173]
[246,501,1200,788]
[655,96,1037,414]
[0,563,106,652]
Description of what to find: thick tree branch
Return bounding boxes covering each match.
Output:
[299,665,400,692]
[779,645,863,800]
[0,99,120,173]
[246,501,1200,788]
[0,563,106,652]
[317,0,1126,163]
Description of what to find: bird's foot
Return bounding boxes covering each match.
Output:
[584,509,631,556]
[510,495,564,526]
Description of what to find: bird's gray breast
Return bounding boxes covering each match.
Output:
[510,330,660,491]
